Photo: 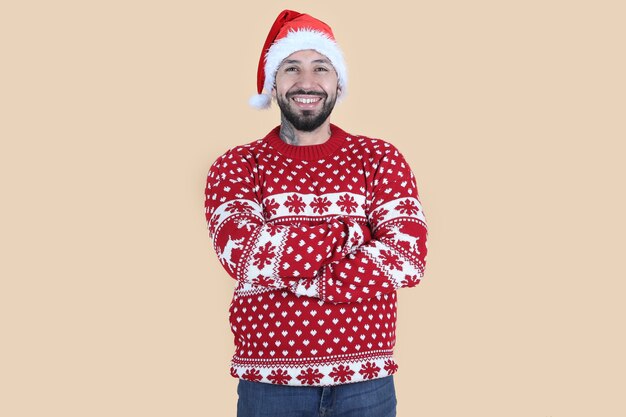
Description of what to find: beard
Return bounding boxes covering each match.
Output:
[276,89,338,132]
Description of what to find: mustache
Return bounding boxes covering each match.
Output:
[286,90,327,98]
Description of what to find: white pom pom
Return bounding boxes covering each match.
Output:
[248,93,272,109]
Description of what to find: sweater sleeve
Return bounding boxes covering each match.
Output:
[205,147,370,290]
[291,146,428,303]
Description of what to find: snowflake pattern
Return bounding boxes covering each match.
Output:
[253,241,276,268]
[349,233,362,248]
[337,194,358,213]
[284,194,306,213]
[401,274,420,287]
[359,362,381,380]
[380,250,403,270]
[384,360,398,375]
[267,369,292,385]
[297,368,324,385]
[226,200,253,213]
[263,198,280,218]
[252,274,277,287]
[310,196,331,214]
[396,199,419,215]
[242,368,263,382]
[329,365,355,383]
[369,208,389,228]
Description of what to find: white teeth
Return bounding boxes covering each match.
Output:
[294,97,320,104]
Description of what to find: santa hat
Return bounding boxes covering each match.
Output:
[249,10,348,109]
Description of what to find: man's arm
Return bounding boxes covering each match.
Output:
[205,147,370,290]
[291,148,428,303]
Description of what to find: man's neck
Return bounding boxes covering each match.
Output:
[279,114,332,146]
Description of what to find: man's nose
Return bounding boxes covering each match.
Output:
[295,70,317,90]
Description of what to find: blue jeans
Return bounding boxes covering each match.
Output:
[237,375,397,417]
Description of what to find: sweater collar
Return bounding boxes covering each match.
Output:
[265,123,348,160]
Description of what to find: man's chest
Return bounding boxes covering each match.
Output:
[254,156,374,222]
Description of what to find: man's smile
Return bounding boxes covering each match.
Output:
[289,94,325,110]
[293,96,322,104]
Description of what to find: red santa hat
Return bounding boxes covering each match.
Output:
[249,10,348,109]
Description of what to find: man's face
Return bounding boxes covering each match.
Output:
[272,49,340,132]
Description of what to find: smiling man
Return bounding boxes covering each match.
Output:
[205,9,428,417]
[273,50,339,141]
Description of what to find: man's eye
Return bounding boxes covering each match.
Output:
[285,67,298,72]
[315,67,329,72]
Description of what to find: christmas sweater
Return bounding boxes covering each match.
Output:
[204,124,428,386]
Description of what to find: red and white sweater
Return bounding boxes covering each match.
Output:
[205,124,428,386]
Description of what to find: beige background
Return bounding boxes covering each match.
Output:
[2,0,624,416]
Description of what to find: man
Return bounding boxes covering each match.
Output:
[205,10,428,417]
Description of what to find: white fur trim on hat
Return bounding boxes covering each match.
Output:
[248,93,272,109]
[252,29,348,109]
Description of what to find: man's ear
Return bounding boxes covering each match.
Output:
[271,87,277,100]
